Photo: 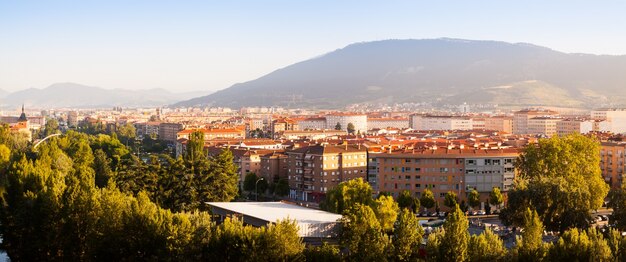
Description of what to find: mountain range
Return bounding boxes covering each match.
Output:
[175,38,626,109]
[1,83,212,108]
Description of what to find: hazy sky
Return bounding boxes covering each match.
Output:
[1,1,625,93]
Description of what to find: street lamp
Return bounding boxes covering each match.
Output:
[255,177,264,201]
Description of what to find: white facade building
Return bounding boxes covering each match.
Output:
[409,115,472,130]
[325,113,367,133]
[592,109,626,134]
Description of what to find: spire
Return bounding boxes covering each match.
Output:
[18,104,28,122]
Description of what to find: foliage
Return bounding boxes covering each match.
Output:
[420,188,435,210]
[468,189,480,209]
[303,242,342,262]
[608,183,626,231]
[334,122,341,130]
[439,204,469,261]
[117,122,136,146]
[501,134,609,232]
[42,118,60,137]
[548,227,612,261]
[391,208,424,261]
[346,122,355,134]
[274,178,290,197]
[468,228,506,262]
[443,191,458,208]
[512,208,549,261]
[340,203,389,261]
[397,189,420,213]
[320,178,373,214]
[489,186,504,207]
[373,195,399,232]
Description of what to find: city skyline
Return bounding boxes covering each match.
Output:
[2,1,626,93]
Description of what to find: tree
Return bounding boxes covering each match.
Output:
[334,122,342,131]
[93,149,113,188]
[548,228,611,261]
[243,173,259,192]
[468,228,506,261]
[340,204,389,261]
[608,183,626,230]
[303,242,341,262]
[320,178,373,214]
[468,189,480,210]
[513,208,548,261]
[397,190,420,213]
[347,122,355,134]
[373,195,399,232]
[489,187,504,208]
[501,134,609,232]
[439,204,469,261]
[420,188,435,211]
[443,191,458,208]
[274,178,290,197]
[204,148,239,203]
[185,130,205,163]
[391,208,424,261]
[117,122,136,147]
[43,118,60,137]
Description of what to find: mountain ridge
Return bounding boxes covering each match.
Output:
[175,38,626,109]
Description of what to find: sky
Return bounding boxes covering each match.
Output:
[1,1,625,93]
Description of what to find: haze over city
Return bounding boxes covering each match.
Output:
[2,1,626,93]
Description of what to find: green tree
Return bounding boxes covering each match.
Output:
[426,228,444,261]
[548,228,611,261]
[420,188,435,211]
[391,208,424,261]
[340,204,389,261]
[117,122,136,147]
[274,178,290,197]
[439,204,469,261]
[320,178,373,214]
[243,173,258,192]
[606,228,626,261]
[93,149,113,188]
[43,118,60,137]
[489,187,504,208]
[468,228,506,262]
[185,130,206,163]
[501,134,609,232]
[206,148,239,202]
[334,122,342,131]
[347,122,355,134]
[443,191,458,208]
[397,190,420,213]
[468,189,480,210]
[373,195,399,232]
[513,208,548,261]
[303,242,342,262]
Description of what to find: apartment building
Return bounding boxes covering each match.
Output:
[286,144,368,202]
[177,128,245,141]
[471,118,486,130]
[373,148,518,210]
[527,117,562,137]
[259,152,289,183]
[600,142,626,189]
[592,109,626,134]
[271,118,298,138]
[281,130,347,140]
[297,117,327,130]
[556,119,594,136]
[367,117,410,130]
[409,115,472,131]
[159,122,184,143]
[485,116,513,133]
[513,109,559,135]
[325,113,367,134]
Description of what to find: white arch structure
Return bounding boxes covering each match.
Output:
[33,133,63,149]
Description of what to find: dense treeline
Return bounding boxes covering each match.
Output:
[3,126,626,261]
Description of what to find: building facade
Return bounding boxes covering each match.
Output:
[325,113,367,134]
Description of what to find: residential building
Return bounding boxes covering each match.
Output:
[297,117,327,130]
[325,113,367,134]
[592,108,626,134]
[409,115,472,131]
[600,142,626,189]
[556,119,594,136]
[367,117,409,130]
[513,109,559,134]
[373,148,518,210]
[159,122,184,143]
[485,116,513,133]
[176,128,245,141]
[287,144,368,202]
[527,117,562,137]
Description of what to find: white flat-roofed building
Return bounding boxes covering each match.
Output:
[206,202,342,239]
[592,108,626,134]
[297,117,327,130]
[556,119,594,136]
[367,117,409,130]
[409,115,472,131]
[325,113,367,134]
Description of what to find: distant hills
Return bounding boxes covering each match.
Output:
[175,38,626,109]
[1,83,212,108]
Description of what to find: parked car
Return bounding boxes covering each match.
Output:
[600,215,609,221]
[477,210,486,215]
[429,212,438,217]
[438,211,446,217]
[470,210,478,216]
[419,211,429,217]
